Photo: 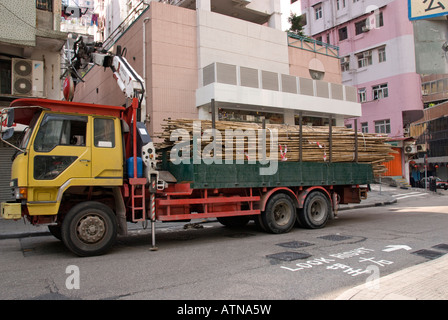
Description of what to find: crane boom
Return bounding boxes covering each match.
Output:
[69,36,145,104]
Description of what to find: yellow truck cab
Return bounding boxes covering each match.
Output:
[1,98,132,256]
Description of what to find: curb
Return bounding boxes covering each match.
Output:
[338,198,397,211]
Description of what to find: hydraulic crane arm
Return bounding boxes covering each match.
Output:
[70,36,145,104]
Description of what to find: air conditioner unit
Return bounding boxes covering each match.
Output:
[362,25,371,32]
[416,144,427,152]
[404,144,417,155]
[11,59,44,97]
[12,59,33,96]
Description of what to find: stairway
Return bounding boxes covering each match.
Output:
[388,176,412,189]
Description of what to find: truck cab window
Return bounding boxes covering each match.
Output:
[94,118,115,148]
[34,114,87,152]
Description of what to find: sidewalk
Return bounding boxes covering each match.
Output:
[336,253,448,300]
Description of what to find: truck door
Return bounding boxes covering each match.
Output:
[28,113,91,202]
[91,117,123,179]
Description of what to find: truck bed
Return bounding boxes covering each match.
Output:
[161,160,374,189]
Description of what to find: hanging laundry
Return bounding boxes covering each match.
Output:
[91,13,99,26]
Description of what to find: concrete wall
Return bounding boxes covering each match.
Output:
[196,8,290,85]
[288,46,342,84]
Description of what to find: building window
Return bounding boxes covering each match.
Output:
[337,0,346,10]
[375,12,384,28]
[338,26,348,41]
[378,47,386,63]
[0,59,11,95]
[315,4,323,20]
[375,119,390,134]
[341,56,350,72]
[358,88,367,102]
[422,82,430,95]
[373,83,388,100]
[357,50,372,68]
[355,19,367,35]
[36,0,53,11]
[361,122,368,133]
[345,123,352,129]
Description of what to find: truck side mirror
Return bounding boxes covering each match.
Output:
[1,127,14,140]
[6,109,14,127]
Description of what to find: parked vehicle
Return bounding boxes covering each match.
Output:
[419,177,448,190]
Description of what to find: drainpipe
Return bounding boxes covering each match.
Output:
[142,17,150,124]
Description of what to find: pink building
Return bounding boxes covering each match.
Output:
[301,0,422,139]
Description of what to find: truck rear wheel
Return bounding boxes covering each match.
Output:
[61,201,117,257]
[297,191,330,229]
[262,193,296,234]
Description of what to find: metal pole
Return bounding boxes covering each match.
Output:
[354,119,358,163]
[299,112,303,163]
[211,99,216,129]
[149,175,158,251]
[329,115,333,163]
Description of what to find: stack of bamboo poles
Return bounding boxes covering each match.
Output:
[156,119,396,176]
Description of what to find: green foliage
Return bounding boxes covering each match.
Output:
[286,13,304,36]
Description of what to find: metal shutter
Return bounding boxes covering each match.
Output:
[0,140,15,202]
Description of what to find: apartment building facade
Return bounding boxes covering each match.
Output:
[0,0,67,201]
[301,0,423,178]
[73,0,361,139]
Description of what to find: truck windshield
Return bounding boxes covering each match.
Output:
[19,112,40,149]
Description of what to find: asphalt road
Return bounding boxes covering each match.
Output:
[0,188,447,302]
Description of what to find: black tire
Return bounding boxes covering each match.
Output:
[261,193,296,234]
[61,201,117,257]
[217,216,251,227]
[48,225,62,240]
[297,191,330,229]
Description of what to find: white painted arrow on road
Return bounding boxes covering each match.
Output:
[382,245,412,252]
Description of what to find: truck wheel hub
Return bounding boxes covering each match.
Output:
[274,202,290,226]
[77,215,105,243]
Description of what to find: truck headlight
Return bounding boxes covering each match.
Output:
[14,187,27,200]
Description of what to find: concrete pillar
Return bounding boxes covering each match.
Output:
[196,0,211,11]
[284,109,295,125]
[268,0,282,30]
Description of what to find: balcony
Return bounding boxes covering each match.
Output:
[287,33,339,58]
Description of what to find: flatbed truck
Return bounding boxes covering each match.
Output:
[0,38,373,256]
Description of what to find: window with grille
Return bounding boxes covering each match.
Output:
[36,0,53,11]
[375,119,390,134]
[357,51,372,68]
[358,88,366,102]
[373,83,388,100]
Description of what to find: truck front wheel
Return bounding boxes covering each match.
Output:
[262,193,296,234]
[61,201,117,257]
[297,191,330,229]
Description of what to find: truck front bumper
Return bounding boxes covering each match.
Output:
[1,202,22,220]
